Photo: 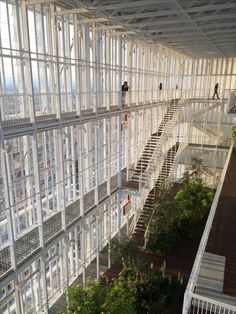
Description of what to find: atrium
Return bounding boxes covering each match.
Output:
[0,0,236,313]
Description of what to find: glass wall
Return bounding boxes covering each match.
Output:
[0,0,235,313]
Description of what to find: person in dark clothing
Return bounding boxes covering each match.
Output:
[159,82,163,90]
[212,83,219,99]
[122,81,129,93]
[122,81,129,106]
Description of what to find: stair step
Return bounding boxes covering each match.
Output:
[145,145,156,149]
[139,212,150,221]
[145,199,154,203]
[135,226,146,231]
[145,202,154,206]
[136,164,148,168]
[142,207,152,212]
[144,202,154,206]
[142,206,153,211]
[136,221,146,226]
[133,230,145,236]
[143,207,153,212]
[146,200,154,204]
[142,152,153,155]
[139,215,150,220]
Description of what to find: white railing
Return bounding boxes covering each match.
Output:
[183,142,234,314]
[187,293,236,314]
[134,184,150,229]
[139,101,181,190]
[143,140,187,247]
[166,141,188,185]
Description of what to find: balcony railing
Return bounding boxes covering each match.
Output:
[183,142,234,314]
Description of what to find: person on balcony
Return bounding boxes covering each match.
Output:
[212,83,219,99]
[122,81,129,107]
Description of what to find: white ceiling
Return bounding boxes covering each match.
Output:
[58,0,236,59]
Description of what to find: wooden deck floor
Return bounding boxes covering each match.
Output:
[206,146,236,297]
[103,234,202,282]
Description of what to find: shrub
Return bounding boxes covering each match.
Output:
[175,179,214,237]
[110,235,144,268]
[67,267,184,314]
[103,273,136,314]
[231,126,236,140]
[146,179,214,254]
[67,281,106,314]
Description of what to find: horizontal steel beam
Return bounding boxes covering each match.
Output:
[140,26,236,37]
[186,2,236,13]
[89,0,169,11]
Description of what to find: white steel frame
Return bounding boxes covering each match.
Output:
[0,1,236,313]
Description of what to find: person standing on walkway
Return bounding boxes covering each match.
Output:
[122,81,129,107]
[212,83,219,99]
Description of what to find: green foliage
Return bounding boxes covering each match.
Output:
[231,126,236,140]
[113,267,184,314]
[67,281,106,314]
[110,235,144,268]
[175,179,214,236]
[146,199,180,254]
[67,266,184,314]
[146,178,214,255]
[103,273,136,314]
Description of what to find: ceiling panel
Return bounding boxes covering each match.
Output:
[58,0,236,58]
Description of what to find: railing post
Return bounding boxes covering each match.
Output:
[182,292,192,314]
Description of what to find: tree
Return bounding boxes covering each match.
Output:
[110,235,144,268]
[146,177,214,254]
[67,265,184,314]
[146,202,179,254]
[111,267,184,314]
[175,179,214,236]
[67,281,106,314]
[103,274,136,314]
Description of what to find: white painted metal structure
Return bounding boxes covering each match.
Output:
[0,0,236,313]
[61,0,236,59]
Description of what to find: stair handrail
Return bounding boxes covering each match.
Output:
[128,215,135,235]
[140,104,181,189]
[166,141,188,185]
[136,100,183,239]
[132,184,150,235]
[136,99,180,188]
[144,141,187,247]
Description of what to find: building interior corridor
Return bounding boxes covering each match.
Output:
[0,0,236,313]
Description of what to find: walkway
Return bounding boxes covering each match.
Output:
[206,146,236,297]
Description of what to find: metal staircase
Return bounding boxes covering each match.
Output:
[132,143,180,247]
[155,143,180,187]
[130,133,158,182]
[129,100,179,184]
[157,99,179,133]
[132,190,155,247]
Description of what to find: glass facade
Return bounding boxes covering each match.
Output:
[0,1,235,313]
